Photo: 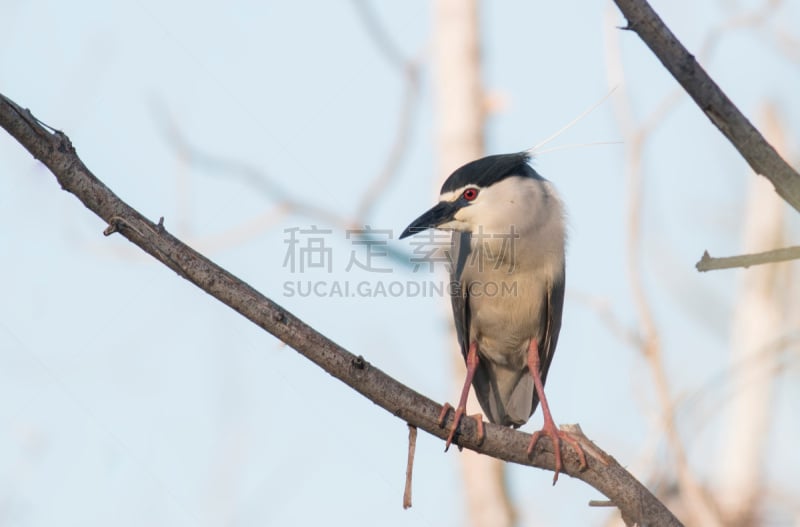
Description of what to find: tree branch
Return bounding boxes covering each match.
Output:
[696,246,800,272]
[603,13,722,525]
[0,92,683,527]
[612,0,800,213]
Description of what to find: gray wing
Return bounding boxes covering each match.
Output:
[535,263,565,396]
[449,232,472,358]
[449,232,507,425]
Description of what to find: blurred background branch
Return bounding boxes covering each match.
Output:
[146,0,424,265]
[2,2,799,525]
[0,91,683,527]
[612,0,800,213]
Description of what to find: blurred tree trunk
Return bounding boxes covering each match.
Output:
[433,1,516,526]
[716,103,789,526]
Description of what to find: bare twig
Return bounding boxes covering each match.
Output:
[612,0,800,213]
[155,91,417,265]
[569,290,643,349]
[0,92,683,527]
[157,110,351,228]
[696,246,800,272]
[403,424,417,509]
[590,500,616,507]
[353,64,420,221]
[713,104,789,524]
[603,8,723,526]
[680,330,800,436]
[351,0,407,70]
[153,2,422,251]
[697,0,779,59]
[154,107,415,265]
[604,3,799,523]
[350,0,424,220]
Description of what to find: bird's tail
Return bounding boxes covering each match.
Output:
[473,363,539,427]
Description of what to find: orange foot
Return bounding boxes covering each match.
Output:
[526,420,588,485]
[438,402,485,452]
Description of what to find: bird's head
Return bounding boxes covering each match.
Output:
[400,151,545,239]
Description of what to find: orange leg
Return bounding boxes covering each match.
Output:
[525,339,587,484]
[438,341,485,451]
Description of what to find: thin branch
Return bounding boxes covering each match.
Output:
[155,107,351,228]
[153,106,415,266]
[153,2,422,249]
[569,290,643,349]
[403,424,417,509]
[696,246,800,272]
[0,92,683,527]
[353,63,420,221]
[697,0,778,59]
[612,0,800,213]
[680,330,800,435]
[340,1,426,221]
[603,9,723,526]
[154,72,418,264]
[351,0,407,70]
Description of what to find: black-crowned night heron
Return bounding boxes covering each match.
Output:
[400,151,586,483]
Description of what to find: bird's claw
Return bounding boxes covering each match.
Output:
[526,425,588,485]
[438,403,485,452]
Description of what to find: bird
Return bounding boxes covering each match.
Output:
[399,151,586,483]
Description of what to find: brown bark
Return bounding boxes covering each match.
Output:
[1,92,682,527]
[612,0,800,213]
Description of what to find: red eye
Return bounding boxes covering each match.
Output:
[462,188,479,201]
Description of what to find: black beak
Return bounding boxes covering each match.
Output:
[399,201,460,239]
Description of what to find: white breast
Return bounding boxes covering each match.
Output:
[451,176,566,368]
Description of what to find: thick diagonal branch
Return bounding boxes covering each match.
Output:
[0,93,682,527]
[612,0,800,213]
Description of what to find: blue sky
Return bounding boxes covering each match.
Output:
[2,1,799,525]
